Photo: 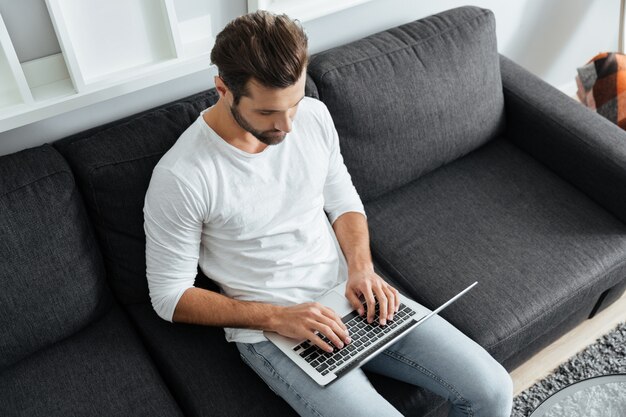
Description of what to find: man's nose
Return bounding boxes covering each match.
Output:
[274,113,292,133]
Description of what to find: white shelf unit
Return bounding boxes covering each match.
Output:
[0,14,33,111]
[0,0,215,133]
[21,53,74,103]
[170,0,214,58]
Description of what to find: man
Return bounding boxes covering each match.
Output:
[144,10,513,417]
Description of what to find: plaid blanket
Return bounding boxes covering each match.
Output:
[576,52,626,129]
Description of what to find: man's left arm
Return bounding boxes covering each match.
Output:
[319,103,399,325]
[332,212,400,326]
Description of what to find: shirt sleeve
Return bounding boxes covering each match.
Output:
[143,166,205,322]
[321,106,367,225]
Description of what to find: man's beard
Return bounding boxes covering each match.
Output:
[229,104,287,146]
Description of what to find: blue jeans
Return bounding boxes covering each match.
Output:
[237,313,513,417]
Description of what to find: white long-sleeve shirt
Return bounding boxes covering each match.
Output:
[143,97,366,343]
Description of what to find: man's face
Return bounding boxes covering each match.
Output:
[225,72,307,146]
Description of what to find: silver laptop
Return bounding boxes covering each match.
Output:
[264,280,477,386]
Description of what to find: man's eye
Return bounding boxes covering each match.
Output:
[259,111,273,116]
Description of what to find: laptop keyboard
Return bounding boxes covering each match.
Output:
[293,300,417,376]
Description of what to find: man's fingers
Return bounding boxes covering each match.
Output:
[317,307,350,345]
[320,305,347,331]
[316,322,345,351]
[392,285,400,311]
[382,285,396,321]
[345,290,364,316]
[277,303,353,351]
[373,285,388,325]
[364,288,377,324]
[309,331,334,353]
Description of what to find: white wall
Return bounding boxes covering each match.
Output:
[304,0,619,93]
[0,0,620,156]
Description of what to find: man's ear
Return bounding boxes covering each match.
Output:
[214,75,229,98]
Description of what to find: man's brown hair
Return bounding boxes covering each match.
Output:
[210,11,309,104]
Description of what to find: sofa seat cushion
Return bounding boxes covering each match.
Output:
[0,145,110,370]
[0,304,182,417]
[54,90,219,304]
[124,300,297,417]
[365,138,626,364]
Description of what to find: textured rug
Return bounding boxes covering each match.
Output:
[512,321,626,417]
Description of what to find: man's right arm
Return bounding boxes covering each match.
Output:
[144,168,349,352]
[173,287,350,352]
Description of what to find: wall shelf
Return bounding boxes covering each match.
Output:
[171,0,213,58]
[0,13,33,111]
[0,0,215,133]
[21,53,74,103]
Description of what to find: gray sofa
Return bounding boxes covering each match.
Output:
[2,6,625,417]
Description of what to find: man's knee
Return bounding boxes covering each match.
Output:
[476,362,513,417]
[451,357,513,417]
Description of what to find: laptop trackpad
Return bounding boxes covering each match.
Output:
[320,290,354,317]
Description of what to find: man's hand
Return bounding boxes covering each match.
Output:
[271,302,351,353]
[345,267,400,326]
[330,212,399,326]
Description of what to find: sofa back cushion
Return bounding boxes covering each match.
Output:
[0,145,110,370]
[308,6,505,202]
[54,90,220,305]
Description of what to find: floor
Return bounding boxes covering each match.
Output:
[509,289,626,395]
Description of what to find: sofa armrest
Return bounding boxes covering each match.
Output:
[500,54,626,225]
